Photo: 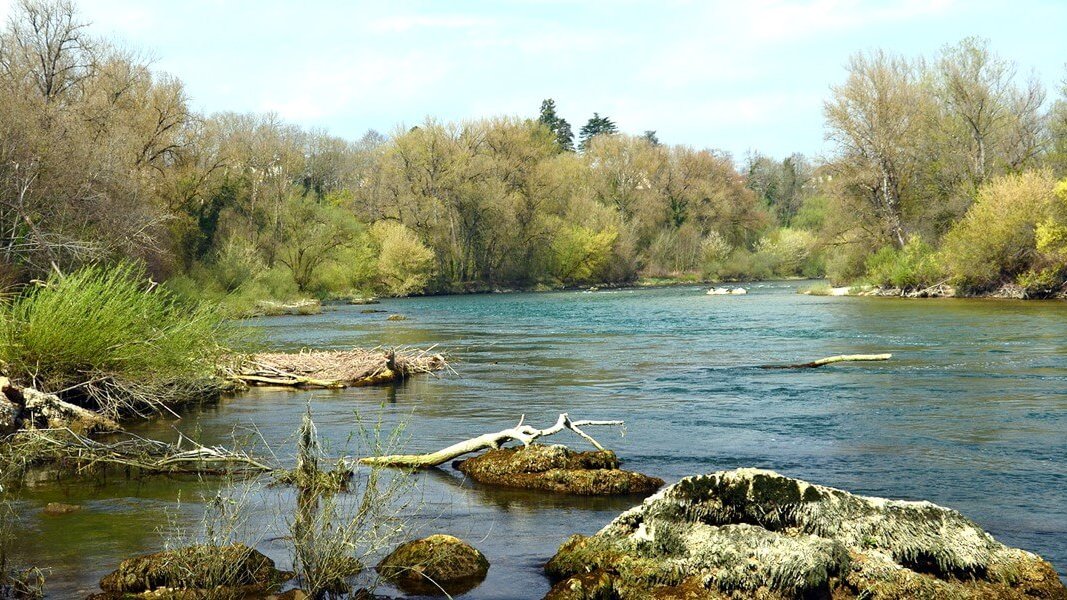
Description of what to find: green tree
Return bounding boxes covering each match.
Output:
[538,98,574,152]
[578,112,618,151]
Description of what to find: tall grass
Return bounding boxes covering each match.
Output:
[0,263,234,417]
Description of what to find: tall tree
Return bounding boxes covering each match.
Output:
[825,50,927,248]
[642,130,660,146]
[579,112,618,151]
[537,98,574,152]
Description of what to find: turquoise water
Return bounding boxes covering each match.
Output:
[12,281,1067,597]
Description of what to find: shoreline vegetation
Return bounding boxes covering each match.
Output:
[1,1,1065,312]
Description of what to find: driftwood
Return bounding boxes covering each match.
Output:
[3,427,273,475]
[226,347,446,389]
[761,353,892,369]
[359,413,624,468]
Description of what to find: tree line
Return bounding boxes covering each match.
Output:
[1,0,1065,304]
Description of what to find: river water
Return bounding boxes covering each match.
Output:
[11,281,1067,598]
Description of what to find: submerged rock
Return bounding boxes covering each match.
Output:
[454,444,664,496]
[41,502,82,516]
[544,468,1066,599]
[97,543,289,597]
[376,534,489,596]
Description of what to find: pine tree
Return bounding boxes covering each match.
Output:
[643,130,660,146]
[578,113,618,150]
[538,98,574,152]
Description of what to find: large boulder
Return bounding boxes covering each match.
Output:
[544,468,1066,599]
[97,543,289,597]
[454,444,664,496]
[376,534,489,596]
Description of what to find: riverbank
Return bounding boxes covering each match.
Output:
[803,281,1067,300]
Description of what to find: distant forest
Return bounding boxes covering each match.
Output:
[2,0,1066,305]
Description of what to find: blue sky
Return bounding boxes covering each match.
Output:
[2,0,1065,160]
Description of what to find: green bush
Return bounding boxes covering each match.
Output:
[864,237,942,290]
[940,170,1058,291]
[371,221,436,296]
[0,263,233,414]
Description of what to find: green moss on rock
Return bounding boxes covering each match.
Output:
[97,543,289,597]
[544,469,1067,600]
[454,444,664,496]
[376,534,489,596]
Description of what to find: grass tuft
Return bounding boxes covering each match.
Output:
[0,263,235,417]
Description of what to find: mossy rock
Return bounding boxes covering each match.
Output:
[98,543,289,596]
[454,444,663,496]
[544,468,1067,599]
[41,502,82,516]
[376,534,488,596]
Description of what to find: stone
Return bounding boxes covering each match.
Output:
[454,444,663,496]
[41,502,82,516]
[544,468,1067,599]
[376,534,489,596]
[98,543,289,596]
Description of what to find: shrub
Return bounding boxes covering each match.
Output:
[864,237,942,290]
[551,224,617,284]
[371,221,435,296]
[940,170,1058,291]
[699,231,733,278]
[0,263,232,416]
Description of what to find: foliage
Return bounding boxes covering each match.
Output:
[370,221,435,296]
[578,112,618,151]
[0,263,231,414]
[864,237,943,290]
[940,171,1060,291]
[551,225,618,284]
[538,98,574,152]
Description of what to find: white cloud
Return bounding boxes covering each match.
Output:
[259,52,452,122]
[367,14,497,34]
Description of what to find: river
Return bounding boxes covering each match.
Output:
[11,281,1067,598]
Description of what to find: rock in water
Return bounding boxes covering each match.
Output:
[97,543,288,597]
[454,444,664,496]
[41,502,81,516]
[544,468,1066,599]
[376,534,489,596]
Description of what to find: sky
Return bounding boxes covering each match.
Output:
[1,0,1065,160]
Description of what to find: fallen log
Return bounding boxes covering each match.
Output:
[760,353,892,369]
[358,413,624,468]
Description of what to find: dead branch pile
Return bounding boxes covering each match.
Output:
[227,347,447,389]
[1,427,272,478]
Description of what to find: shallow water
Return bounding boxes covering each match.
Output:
[12,281,1067,598]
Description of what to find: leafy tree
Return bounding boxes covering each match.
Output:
[825,50,927,248]
[578,112,618,151]
[275,197,360,291]
[538,98,574,152]
[371,221,435,296]
[551,224,617,284]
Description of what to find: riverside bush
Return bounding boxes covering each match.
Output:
[864,237,942,290]
[0,263,232,416]
[940,171,1059,292]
